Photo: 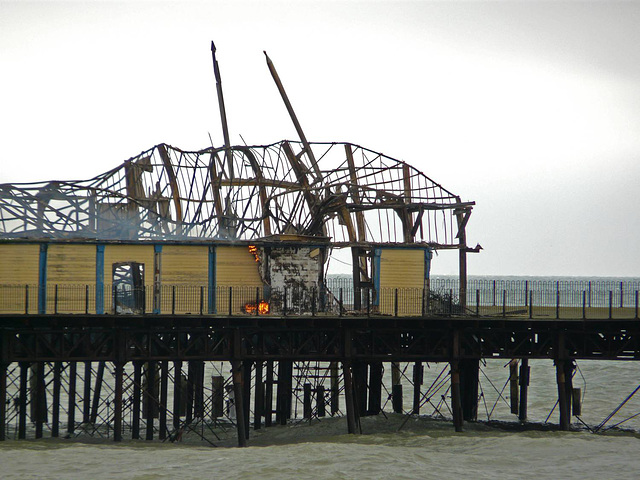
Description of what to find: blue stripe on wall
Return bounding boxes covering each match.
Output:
[96,245,105,314]
[38,243,48,314]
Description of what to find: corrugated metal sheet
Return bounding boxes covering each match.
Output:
[0,243,40,285]
[161,245,208,285]
[216,246,263,286]
[47,244,96,284]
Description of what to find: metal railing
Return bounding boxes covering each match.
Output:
[0,280,638,319]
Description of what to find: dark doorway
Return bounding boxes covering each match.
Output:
[112,262,145,314]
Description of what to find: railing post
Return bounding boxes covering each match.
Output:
[588,281,592,308]
[609,290,613,319]
[256,287,260,316]
[524,280,529,307]
[529,290,533,319]
[311,287,317,316]
[366,288,370,317]
[54,284,58,314]
[582,290,586,320]
[229,286,233,316]
[25,285,29,314]
[85,285,89,314]
[449,289,453,314]
[171,286,176,315]
[339,288,343,317]
[421,288,426,317]
[620,281,624,308]
[556,289,560,319]
[200,286,204,315]
[394,289,398,317]
[502,289,506,317]
[492,280,496,306]
[635,290,639,320]
[113,285,117,314]
[476,289,480,316]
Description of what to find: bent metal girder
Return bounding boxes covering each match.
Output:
[0,140,472,248]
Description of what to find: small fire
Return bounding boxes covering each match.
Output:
[243,301,270,315]
[248,245,260,262]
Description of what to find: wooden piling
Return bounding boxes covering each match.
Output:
[145,361,156,440]
[556,360,570,430]
[317,385,326,417]
[276,361,292,425]
[33,362,46,439]
[212,375,224,419]
[303,383,312,419]
[242,361,252,439]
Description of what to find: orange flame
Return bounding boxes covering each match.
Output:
[248,245,260,262]
[243,301,270,315]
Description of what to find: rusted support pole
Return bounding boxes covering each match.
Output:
[18,362,28,439]
[276,361,293,425]
[132,361,142,439]
[556,360,570,430]
[367,362,383,415]
[391,362,403,413]
[519,358,530,422]
[67,362,76,435]
[509,360,519,415]
[90,361,105,424]
[145,361,156,440]
[159,361,168,440]
[412,362,422,414]
[330,362,339,416]
[0,362,6,441]
[455,205,469,312]
[83,361,92,423]
[342,361,359,434]
[242,361,252,439]
[185,361,195,424]
[33,362,46,439]
[193,361,204,419]
[254,361,264,430]
[231,360,247,447]
[173,361,182,431]
[113,362,124,442]
[264,362,274,427]
[303,383,312,419]
[317,385,326,417]
[352,362,367,417]
[450,361,463,432]
[459,359,479,422]
[52,361,62,438]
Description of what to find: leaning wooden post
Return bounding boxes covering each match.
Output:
[391,362,403,413]
[231,360,247,447]
[412,362,422,414]
[52,361,62,438]
[18,362,28,439]
[556,331,570,430]
[450,361,463,432]
[67,362,77,435]
[509,360,519,415]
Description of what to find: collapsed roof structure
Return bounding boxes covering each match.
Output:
[0,43,476,309]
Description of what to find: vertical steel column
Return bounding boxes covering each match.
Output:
[90,362,105,424]
[412,362,422,414]
[0,362,6,441]
[145,361,156,440]
[459,359,479,422]
[342,361,359,434]
[450,361,463,432]
[18,362,28,439]
[330,362,339,416]
[173,361,183,431]
[83,361,92,423]
[264,362,274,427]
[242,361,252,439]
[367,362,383,415]
[391,362,403,413]
[34,362,46,439]
[132,361,142,439]
[159,361,168,440]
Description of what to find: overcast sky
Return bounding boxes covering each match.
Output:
[1,0,639,277]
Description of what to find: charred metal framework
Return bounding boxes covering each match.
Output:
[0,141,471,247]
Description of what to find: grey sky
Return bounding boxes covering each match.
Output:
[1,1,639,277]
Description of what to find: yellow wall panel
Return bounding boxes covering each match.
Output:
[216,246,263,286]
[48,244,96,284]
[379,249,425,289]
[162,245,208,285]
[104,245,155,286]
[0,243,40,285]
